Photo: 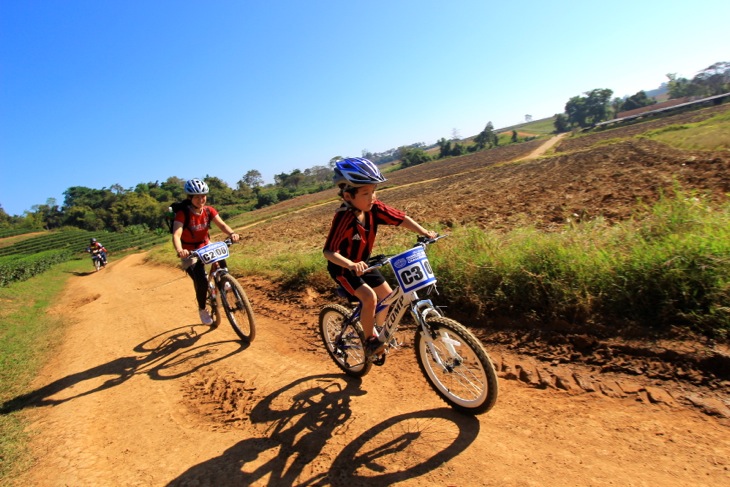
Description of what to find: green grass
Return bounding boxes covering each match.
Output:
[642,111,730,150]
[498,116,557,135]
[0,258,86,481]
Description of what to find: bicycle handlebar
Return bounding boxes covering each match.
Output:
[183,238,235,269]
[363,234,447,273]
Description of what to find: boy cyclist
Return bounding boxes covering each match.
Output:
[172,178,240,325]
[323,158,437,356]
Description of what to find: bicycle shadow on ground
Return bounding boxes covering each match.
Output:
[166,374,479,486]
[314,408,479,486]
[1,324,245,415]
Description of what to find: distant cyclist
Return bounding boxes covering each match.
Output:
[323,158,437,355]
[86,238,108,265]
[172,178,240,325]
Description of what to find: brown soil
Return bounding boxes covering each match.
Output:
[7,105,730,486]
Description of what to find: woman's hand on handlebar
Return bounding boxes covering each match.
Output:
[177,248,191,259]
[229,233,240,243]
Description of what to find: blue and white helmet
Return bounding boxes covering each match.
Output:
[184,178,209,195]
[333,158,387,187]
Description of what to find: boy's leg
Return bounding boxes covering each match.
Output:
[372,281,393,327]
[353,284,378,338]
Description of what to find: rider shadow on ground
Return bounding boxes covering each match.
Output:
[0,323,245,415]
[70,271,98,276]
[166,374,479,486]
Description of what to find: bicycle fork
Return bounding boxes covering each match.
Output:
[412,300,463,373]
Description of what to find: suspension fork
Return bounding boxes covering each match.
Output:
[411,299,456,371]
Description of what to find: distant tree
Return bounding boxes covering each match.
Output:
[399,147,431,168]
[666,73,698,98]
[31,198,63,230]
[275,169,304,190]
[695,61,730,95]
[239,169,263,189]
[203,176,236,205]
[330,156,343,168]
[109,192,160,231]
[437,138,452,159]
[565,96,588,128]
[564,88,613,128]
[585,88,613,125]
[450,143,465,156]
[622,90,656,111]
[525,114,533,122]
[511,130,518,143]
[110,183,127,195]
[474,122,497,150]
[554,113,570,133]
[0,204,10,226]
[451,128,461,141]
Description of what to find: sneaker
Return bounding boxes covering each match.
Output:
[199,309,214,325]
[365,336,385,357]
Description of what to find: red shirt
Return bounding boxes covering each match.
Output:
[324,200,405,271]
[175,206,218,250]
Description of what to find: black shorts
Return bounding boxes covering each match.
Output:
[328,265,386,297]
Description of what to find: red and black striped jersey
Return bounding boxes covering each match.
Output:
[323,200,405,267]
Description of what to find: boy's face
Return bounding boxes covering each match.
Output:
[345,184,377,212]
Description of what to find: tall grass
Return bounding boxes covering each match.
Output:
[432,189,730,337]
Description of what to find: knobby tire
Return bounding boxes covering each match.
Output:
[219,274,256,342]
[319,304,372,377]
[415,316,498,414]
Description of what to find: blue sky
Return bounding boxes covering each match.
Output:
[1,1,728,216]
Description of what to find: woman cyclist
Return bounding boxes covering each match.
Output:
[172,178,240,325]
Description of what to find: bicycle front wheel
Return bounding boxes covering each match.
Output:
[319,304,371,377]
[219,274,256,342]
[415,317,498,414]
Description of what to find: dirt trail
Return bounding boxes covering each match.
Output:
[7,253,730,486]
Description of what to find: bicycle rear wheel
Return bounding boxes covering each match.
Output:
[219,274,256,342]
[319,304,371,377]
[415,316,498,414]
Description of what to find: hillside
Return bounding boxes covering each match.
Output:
[234,103,730,244]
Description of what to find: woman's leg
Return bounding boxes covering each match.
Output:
[186,261,208,309]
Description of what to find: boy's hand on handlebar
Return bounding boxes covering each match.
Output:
[177,249,190,259]
[230,233,240,243]
[349,260,369,276]
[423,230,438,240]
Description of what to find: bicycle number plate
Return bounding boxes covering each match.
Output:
[196,241,229,264]
[391,246,436,293]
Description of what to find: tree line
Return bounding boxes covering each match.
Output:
[0,166,335,234]
[553,61,730,132]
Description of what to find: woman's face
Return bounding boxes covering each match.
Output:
[190,194,207,209]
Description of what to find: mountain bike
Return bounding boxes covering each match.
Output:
[319,235,498,414]
[186,239,256,342]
